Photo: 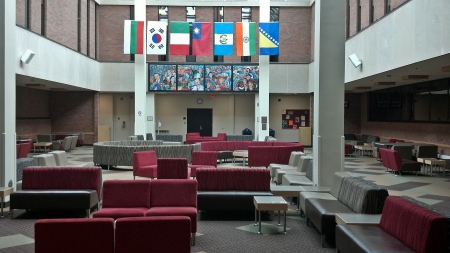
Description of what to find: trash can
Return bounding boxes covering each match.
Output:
[242,128,252,135]
[269,128,275,138]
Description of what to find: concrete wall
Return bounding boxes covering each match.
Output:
[345,0,450,83]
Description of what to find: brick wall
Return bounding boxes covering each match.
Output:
[344,93,450,155]
[390,0,409,11]
[30,0,42,34]
[279,7,311,63]
[46,0,78,51]
[97,5,131,61]
[49,91,97,144]
[89,0,96,58]
[16,86,51,138]
[360,0,370,30]
[16,0,26,27]
[373,0,386,22]
[344,93,361,134]
[80,0,88,55]
[348,0,358,37]
[311,3,315,61]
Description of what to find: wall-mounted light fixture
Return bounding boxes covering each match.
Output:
[21,49,35,64]
[348,53,362,68]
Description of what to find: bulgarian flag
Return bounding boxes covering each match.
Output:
[124,20,145,54]
[236,22,256,56]
[170,22,190,55]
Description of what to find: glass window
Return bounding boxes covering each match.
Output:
[159,6,168,22]
[413,82,430,121]
[430,80,449,121]
[186,7,195,23]
[214,7,224,22]
[270,7,279,22]
[242,7,251,23]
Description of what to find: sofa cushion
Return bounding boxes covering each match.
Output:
[146,206,197,233]
[337,177,380,214]
[102,180,151,208]
[197,168,270,191]
[92,207,149,219]
[379,196,447,253]
[150,179,197,207]
[21,167,101,198]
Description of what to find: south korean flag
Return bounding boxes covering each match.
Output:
[147,21,167,55]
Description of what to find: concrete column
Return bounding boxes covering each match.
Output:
[0,0,16,189]
[146,93,156,138]
[258,0,270,141]
[312,0,346,187]
[134,0,147,138]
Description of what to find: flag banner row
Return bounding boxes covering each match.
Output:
[124,21,279,56]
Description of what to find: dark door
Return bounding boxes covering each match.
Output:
[187,108,212,136]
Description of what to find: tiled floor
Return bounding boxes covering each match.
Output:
[1,146,449,252]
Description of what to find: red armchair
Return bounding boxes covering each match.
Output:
[133,151,157,179]
[35,218,115,253]
[344,144,353,156]
[385,149,421,175]
[146,179,198,245]
[188,151,217,178]
[157,158,189,179]
[115,216,191,253]
[93,180,151,219]
[217,132,226,141]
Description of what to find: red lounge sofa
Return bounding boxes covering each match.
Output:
[336,196,448,253]
[35,216,191,253]
[133,150,157,179]
[196,167,272,211]
[93,179,198,245]
[200,141,304,167]
[35,218,115,253]
[384,149,421,175]
[16,142,31,158]
[188,151,217,178]
[10,166,102,218]
[115,216,191,253]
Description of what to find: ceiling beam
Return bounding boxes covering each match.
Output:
[352,86,371,90]
[401,75,429,80]
[442,66,450,72]
[373,82,396,86]
[26,83,46,88]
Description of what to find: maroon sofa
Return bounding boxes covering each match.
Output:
[93,179,198,245]
[196,168,272,211]
[10,167,102,218]
[336,196,448,253]
[35,216,191,253]
[200,141,304,167]
[16,142,31,158]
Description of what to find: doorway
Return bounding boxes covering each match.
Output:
[187,108,212,136]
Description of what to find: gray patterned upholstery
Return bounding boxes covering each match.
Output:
[156,135,183,142]
[93,140,196,166]
[338,177,380,214]
[226,135,254,141]
[16,158,35,181]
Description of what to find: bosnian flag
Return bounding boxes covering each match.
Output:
[236,22,256,56]
[214,22,233,56]
[170,22,190,55]
[147,21,167,55]
[259,22,279,55]
[124,20,145,54]
[192,22,211,56]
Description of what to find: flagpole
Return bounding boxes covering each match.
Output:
[134,0,147,139]
[257,0,270,140]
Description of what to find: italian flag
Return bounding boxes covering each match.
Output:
[236,22,256,56]
[124,20,144,54]
[170,22,190,55]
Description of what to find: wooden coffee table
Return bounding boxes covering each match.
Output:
[33,142,52,153]
[0,187,13,218]
[254,196,288,234]
[232,150,248,166]
[335,213,381,226]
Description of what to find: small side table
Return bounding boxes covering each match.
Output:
[254,196,288,234]
[0,187,13,218]
[335,213,381,226]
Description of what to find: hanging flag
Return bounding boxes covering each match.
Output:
[259,22,279,55]
[192,22,211,56]
[214,22,234,56]
[147,21,167,55]
[169,22,190,55]
[124,20,145,54]
[236,22,256,56]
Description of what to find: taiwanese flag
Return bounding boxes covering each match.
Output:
[192,22,211,56]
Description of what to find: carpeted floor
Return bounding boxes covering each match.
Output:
[1,146,449,252]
